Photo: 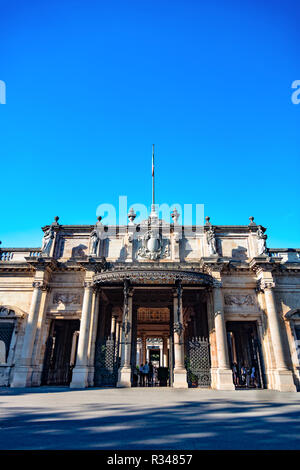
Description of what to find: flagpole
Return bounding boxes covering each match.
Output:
[152,144,155,211]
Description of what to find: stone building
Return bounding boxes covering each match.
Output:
[0,209,299,392]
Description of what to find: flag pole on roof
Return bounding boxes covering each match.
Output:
[152,144,155,212]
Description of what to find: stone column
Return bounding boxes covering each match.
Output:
[70,280,94,388]
[163,336,168,367]
[263,281,296,391]
[213,282,235,390]
[110,314,117,339]
[159,343,163,366]
[11,280,48,387]
[115,320,122,358]
[87,289,100,386]
[141,333,147,364]
[117,280,133,387]
[173,281,188,388]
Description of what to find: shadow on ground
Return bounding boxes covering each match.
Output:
[0,389,300,450]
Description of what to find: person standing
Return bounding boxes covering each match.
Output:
[139,364,145,387]
[232,362,238,387]
[148,362,154,387]
[246,365,251,388]
[143,361,149,387]
[251,365,256,388]
[241,364,247,386]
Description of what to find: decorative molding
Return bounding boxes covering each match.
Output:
[94,267,213,286]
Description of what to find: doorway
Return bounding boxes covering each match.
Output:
[226,321,265,389]
[42,319,80,385]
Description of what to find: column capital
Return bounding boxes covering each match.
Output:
[212,279,223,288]
[257,279,276,292]
[83,280,94,289]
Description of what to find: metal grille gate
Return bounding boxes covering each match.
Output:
[0,322,14,362]
[94,337,120,386]
[186,337,211,388]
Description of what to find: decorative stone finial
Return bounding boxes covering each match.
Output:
[205,216,211,225]
[128,208,136,224]
[54,216,59,223]
[171,207,180,223]
[97,216,102,222]
[249,216,256,226]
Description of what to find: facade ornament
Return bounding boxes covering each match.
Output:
[257,225,268,255]
[137,230,169,260]
[171,208,180,224]
[89,229,99,256]
[128,208,136,224]
[41,226,55,256]
[206,227,217,255]
[173,321,183,338]
[53,293,82,305]
[173,280,183,341]
[249,216,256,226]
[83,280,94,289]
[224,294,255,306]
[122,279,131,340]
[32,280,49,291]
[205,216,211,226]
[0,307,15,317]
[256,279,275,292]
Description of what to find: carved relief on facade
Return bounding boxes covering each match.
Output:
[52,292,82,310]
[224,294,255,306]
[137,230,170,260]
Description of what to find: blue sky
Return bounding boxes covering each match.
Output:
[0,0,299,248]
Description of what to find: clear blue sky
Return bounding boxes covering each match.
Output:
[0,0,299,248]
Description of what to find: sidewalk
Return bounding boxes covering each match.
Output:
[0,387,299,450]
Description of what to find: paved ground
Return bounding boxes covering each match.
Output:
[0,387,299,450]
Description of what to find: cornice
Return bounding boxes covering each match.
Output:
[0,262,35,273]
[249,256,283,275]
[25,256,58,273]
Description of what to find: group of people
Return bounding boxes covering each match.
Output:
[232,363,258,388]
[134,361,156,387]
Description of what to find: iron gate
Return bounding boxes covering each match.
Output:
[185,337,211,388]
[94,337,120,386]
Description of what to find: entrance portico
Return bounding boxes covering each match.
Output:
[68,263,233,389]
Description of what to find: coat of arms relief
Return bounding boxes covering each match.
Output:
[137,229,170,260]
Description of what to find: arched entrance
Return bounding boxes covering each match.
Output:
[92,266,214,388]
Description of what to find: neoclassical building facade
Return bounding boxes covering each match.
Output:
[0,209,299,392]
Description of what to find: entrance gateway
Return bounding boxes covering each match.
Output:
[69,267,215,389]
